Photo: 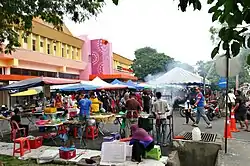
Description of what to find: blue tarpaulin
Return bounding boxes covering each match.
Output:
[59,83,99,91]
[111,79,125,85]
[125,80,144,90]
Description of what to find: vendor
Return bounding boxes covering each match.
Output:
[99,90,110,112]
[54,93,63,108]
[11,108,29,136]
[130,124,154,162]
[125,93,141,138]
[90,91,102,113]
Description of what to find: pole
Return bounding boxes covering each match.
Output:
[236,74,239,90]
[203,76,206,95]
[225,53,229,153]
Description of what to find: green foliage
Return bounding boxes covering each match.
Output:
[196,49,250,88]
[131,47,173,80]
[178,0,250,63]
[0,0,110,54]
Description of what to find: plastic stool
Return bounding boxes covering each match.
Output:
[86,126,98,140]
[73,127,78,138]
[13,137,31,157]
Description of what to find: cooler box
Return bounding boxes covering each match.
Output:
[145,145,161,160]
[29,136,43,149]
[120,137,131,142]
[44,107,57,114]
[59,149,76,160]
[103,136,114,142]
[111,132,120,140]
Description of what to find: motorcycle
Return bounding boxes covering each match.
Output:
[205,103,221,121]
[179,104,197,117]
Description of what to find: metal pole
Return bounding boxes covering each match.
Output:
[225,53,229,153]
[236,74,239,90]
[203,76,206,95]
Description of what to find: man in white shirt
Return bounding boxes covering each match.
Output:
[227,90,236,112]
[152,92,169,146]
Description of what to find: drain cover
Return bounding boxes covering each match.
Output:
[181,132,217,142]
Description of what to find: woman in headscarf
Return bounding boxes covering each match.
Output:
[129,124,154,162]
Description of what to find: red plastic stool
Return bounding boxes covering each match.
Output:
[13,137,31,157]
[86,126,98,140]
[73,127,78,138]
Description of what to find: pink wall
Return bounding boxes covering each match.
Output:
[90,39,113,75]
[78,35,91,80]
[78,37,114,80]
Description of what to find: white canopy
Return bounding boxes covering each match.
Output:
[148,67,210,85]
[51,80,92,90]
[91,77,127,89]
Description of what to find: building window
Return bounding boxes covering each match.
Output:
[62,48,64,57]
[24,37,28,43]
[53,45,56,55]
[10,68,21,75]
[59,73,79,79]
[47,44,50,54]
[72,51,74,59]
[32,40,36,51]
[40,41,43,47]
[67,49,69,54]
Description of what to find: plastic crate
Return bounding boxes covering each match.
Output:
[59,149,76,160]
[29,137,43,149]
[103,136,114,142]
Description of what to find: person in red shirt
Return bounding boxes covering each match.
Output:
[125,93,141,137]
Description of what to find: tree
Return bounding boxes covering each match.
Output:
[0,0,119,53]
[2,0,250,64]
[131,47,173,80]
[196,48,250,89]
[167,61,194,72]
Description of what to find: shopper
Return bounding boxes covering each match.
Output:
[192,87,212,128]
[152,92,169,146]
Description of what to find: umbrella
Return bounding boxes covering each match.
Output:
[0,77,81,91]
[11,89,42,97]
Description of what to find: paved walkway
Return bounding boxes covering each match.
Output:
[0,141,168,165]
[220,139,250,166]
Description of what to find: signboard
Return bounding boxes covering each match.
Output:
[218,78,227,88]
[116,66,133,72]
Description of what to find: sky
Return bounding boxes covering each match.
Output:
[64,0,214,66]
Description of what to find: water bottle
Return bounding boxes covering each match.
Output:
[192,127,201,141]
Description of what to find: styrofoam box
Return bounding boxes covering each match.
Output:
[101,142,126,163]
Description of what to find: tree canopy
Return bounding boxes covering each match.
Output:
[0,0,119,53]
[131,47,173,80]
[1,0,250,65]
[196,48,250,89]
[131,47,194,80]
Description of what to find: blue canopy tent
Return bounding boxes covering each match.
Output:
[111,79,136,89]
[111,79,125,85]
[59,83,99,92]
[126,80,144,90]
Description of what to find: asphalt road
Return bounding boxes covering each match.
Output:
[1,111,250,140]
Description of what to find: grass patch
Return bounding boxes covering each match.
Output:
[0,154,66,166]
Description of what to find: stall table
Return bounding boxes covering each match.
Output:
[90,114,116,135]
[0,117,10,137]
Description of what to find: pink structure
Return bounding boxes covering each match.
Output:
[78,37,114,80]
[89,39,113,75]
